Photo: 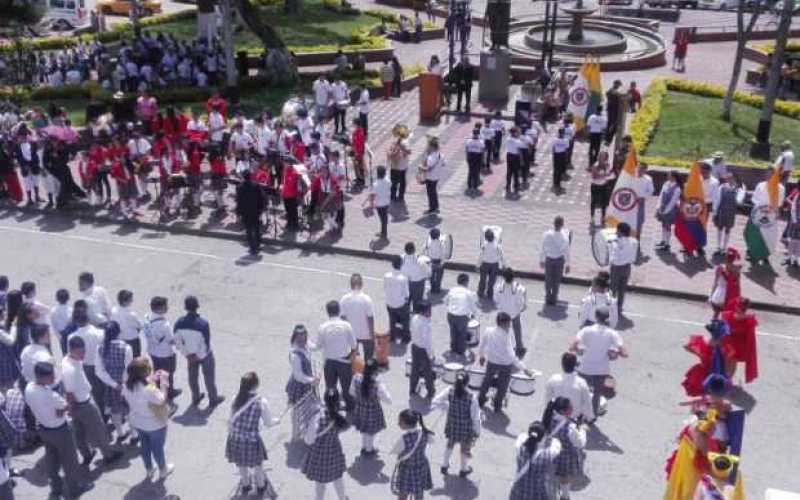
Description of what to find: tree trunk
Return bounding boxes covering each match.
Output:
[751,0,793,157]
[721,2,760,122]
[284,0,301,15]
[232,0,298,83]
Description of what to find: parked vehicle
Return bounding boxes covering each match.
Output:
[96,0,162,16]
[40,0,94,29]
[645,0,699,8]
[700,0,742,9]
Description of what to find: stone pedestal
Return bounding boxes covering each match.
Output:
[479,49,512,102]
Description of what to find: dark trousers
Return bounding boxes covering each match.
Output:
[151,354,178,400]
[124,337,141,358]
[429,259,444,294]
[483,139,494,167]
[333,105,347,133]
[506,153,520,192]
[589,133,603,165]
[358,339,375,360]
[410,344,435,397]
[553,151,567,189]
[478,262,499,300]
[425,179,439,211]
[71,399,113,460]
[390,169,406,201]
[610,263,631,314]
[467,152,482,190]
[447,313,469,355]
[187,351,219,403]
[376,205,389,238]
[477,362,512,410]
[243,217,262,254]
[323,359,354,410]
[457,84,472,112]
[83,365,106,418]
[387,304,410,342]
[579,372,610,417]
[39,424,84,497]
[392,76,402,97]
[284,197,299,230]
[359,112,369,136]
[605,119,618,144]
[544,256,565,304]
[512,315,524,350]
[521,149,531,185]
[409,280,426,312]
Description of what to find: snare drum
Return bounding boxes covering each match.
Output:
[466,367,485,390]
[467,319,480,348]
[442,362,464,384]
[509,370,541,396]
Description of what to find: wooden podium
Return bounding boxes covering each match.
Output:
[419,72,443,121]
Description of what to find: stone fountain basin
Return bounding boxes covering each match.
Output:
[525,23,629,54]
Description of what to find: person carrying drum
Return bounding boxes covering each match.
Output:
[476,313,534,414]
[432,371,480,479]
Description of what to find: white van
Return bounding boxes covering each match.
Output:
[41,0,95,29]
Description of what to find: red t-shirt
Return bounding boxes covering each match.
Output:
[210,158,227,176]
[186,149,203,175]
[281,166,300,198]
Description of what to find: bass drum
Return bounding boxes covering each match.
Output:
[442,362,464,384]
[591,227,617,267]
[467,319,480,348]
[466,367,485,390]
[443,234,454,260]
[509,370,541,396]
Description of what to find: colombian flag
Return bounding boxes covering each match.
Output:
[675,162,707,253]
[606,147,643,236]
[567,58,602,131]
[744,166,782,262]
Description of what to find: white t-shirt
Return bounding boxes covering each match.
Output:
[340,290,375,341]
[314,79,331,106]
[372,178,392,208]
[575,324,623,376]
[123,383,168,432]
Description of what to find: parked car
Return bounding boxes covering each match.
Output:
[700,0,742,8]
[646,0,699,8]
[96,0,162,16]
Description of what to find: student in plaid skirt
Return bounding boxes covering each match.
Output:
[96,321,133,444]
[303,388,350,500]
[286,325,319,441]
[1,387,36,450]
[432,372,480,478]
[226,372,279,496]
[391,409,434,500]
[349,358,392,458]
[509,421,562,500]
[542,397,586,500]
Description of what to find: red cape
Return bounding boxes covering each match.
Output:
[721,310,759,383]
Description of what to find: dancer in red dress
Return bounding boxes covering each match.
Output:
[708,248,741,319]
[720,297,758,384]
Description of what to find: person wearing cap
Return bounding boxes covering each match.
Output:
[314,300,358,412]
[711,173,738,256]
[286,324,319,441]
[26,361,94,498]
[174,296,224,408]
[61,335,123,466]
[465,126,485,194]
[340,274,376,360]
[384,256,410,344]
[423,228,448,294]
[477,312,533,413]
[570,306,627,418]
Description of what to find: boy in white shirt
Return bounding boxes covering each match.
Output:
[111,290,144,357]
[50,289,72,356]
[143,297,180,403]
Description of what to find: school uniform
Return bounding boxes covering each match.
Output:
[111,305,143,357]
[302,412,347,483]
[286,348,315,404]
[409,314,435,397]
[480,126,496,171]
[401,253,431,313]
[96,340,133,416]
[490,119,505,162]
[609,237,638,314]
[505,136,524,193]
[444,285,478,356]
[143,312,178,399]
[67,324,105,415]
[550,414,586,481]
[551,136,570,191]
[0,334,17,391]
[465,136,485,191]
[494,280,527,352]
[477,240,504,301]
[433,388,480,446]
[424,235,447,294]
[384,270,410,343]
[175,312,220,405]
[61,356,115,461]
[315,318,357,411]
[49,304,72,356]
[477,326,527,411]
[578,291,619,329]
[14,140,41,199]
[1,388,33,450]
[392,428,433,497]
[226,396,276,467]
[349,374,390,436]
[508,434,562,500]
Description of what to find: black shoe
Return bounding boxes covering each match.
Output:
[209,395,226,407]
[9,468,21,478]
[240,484,252,494]
[192,393,206,406]
[103,450,124,464]
[70,482,94,497]
[440,466,449,475]
[515,347,527,359]
[81,449,97,466]
[459,466,474,478]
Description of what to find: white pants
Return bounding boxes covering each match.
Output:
[22,174,39,192]
[44,173,61,196]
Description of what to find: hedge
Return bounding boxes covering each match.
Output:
[630,77,800,169]
[749,40,800,55]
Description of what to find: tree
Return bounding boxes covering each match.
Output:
[1,0,45,27]
[232,0,297,83]
[750,0,793,159]
[721,0,762,122]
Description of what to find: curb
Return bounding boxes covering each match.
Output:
[6,205,799,316]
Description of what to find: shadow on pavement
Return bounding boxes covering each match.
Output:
[283,440,308,470]
[430,473,480,500]
[347,456,391,486]
[655,250,707,279]
[481,410,515,439]
[743,263,778,294]
[122,477,167,500]
[585,424,624,454]
[537,303,569,322]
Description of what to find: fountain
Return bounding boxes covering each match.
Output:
[505,0,667,71]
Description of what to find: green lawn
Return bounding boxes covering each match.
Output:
[645,91,800,165]
[144,0,384,52]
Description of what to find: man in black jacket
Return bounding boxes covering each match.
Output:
[235,170,267,255]
[455,57,475,114]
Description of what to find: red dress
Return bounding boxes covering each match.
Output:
[720,310,758,383]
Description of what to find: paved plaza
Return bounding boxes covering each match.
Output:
[1,216,798,500]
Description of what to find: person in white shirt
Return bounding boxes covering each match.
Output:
[480,118,496,172]
[67,306,106,415]
[62,336,122,465]
[540,216,571,306]
[489,112,505,164]
[636,163,655,254]
[50,288,72,355]
[578,273,619,328]
[494,268,528,357]
[208,107,226,145]
[26,361,93,497]
[586,106,607,165]
[78,272,112,327]
[20,324,55,386]
[655,171,682,252]
[465,127,485,194]
[331,77,350,135]
[570,307,628,418]
[357,85,370,135]
[608,222,638,316]
[314,301,358,411]
[20,281,50,327]
[707,151,728,180]
[551,127,570,194]
[384,256,411,343]
[774,140,794,179]
[143,297,179,405]
[313,75,331,124]
[445,273,478,357]
[477,228,504,301]
[401,242,432,313]
[370,166,392,238]
[409,300,435,398]
[505,127,524,194]
[340,274,375,360]
[477,313,532,413]
[423,228,448,294]
[228,122,254,157]
[544,352,595,422]
[111,289,144,357]
[432,371,481,477]
[422,137,444,213]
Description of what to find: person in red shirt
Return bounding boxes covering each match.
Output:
[209,151,228,210]
[110,142,137,218]
[720,297,758,384]
[88,140,112,204]
[628,81,641,113]
[150,112,165,136]
[185,141,204,213]
[673,33,689,72]
[206,91,228,118]
[280,162,302,230]
[350,117,366,187]
[252,161,272,187]
[309,166,344,232]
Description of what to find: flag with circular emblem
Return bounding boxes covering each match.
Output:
[674,161,708,253]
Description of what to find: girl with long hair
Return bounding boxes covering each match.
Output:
[509,421,562,500]
[391,409,434,500]
[542,397,587,499]
[225,371,279,496]
[432,371,480,478]
[96,320,133,444]
[302,388,349,500]
[349,357,392,458]
[285,324,318,441]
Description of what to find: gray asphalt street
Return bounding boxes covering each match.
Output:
[0,211,797,500]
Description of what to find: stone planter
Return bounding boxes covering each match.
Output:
[386,27,445,42]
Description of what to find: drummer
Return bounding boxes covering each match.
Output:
[476,313,534,414]
[493,268,527,358]
[577,273,618,328]
[423,228,448,295]
[409,300,435,399]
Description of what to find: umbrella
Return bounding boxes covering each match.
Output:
[41,125,79,143]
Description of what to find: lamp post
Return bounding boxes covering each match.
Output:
[540,0,558,71]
